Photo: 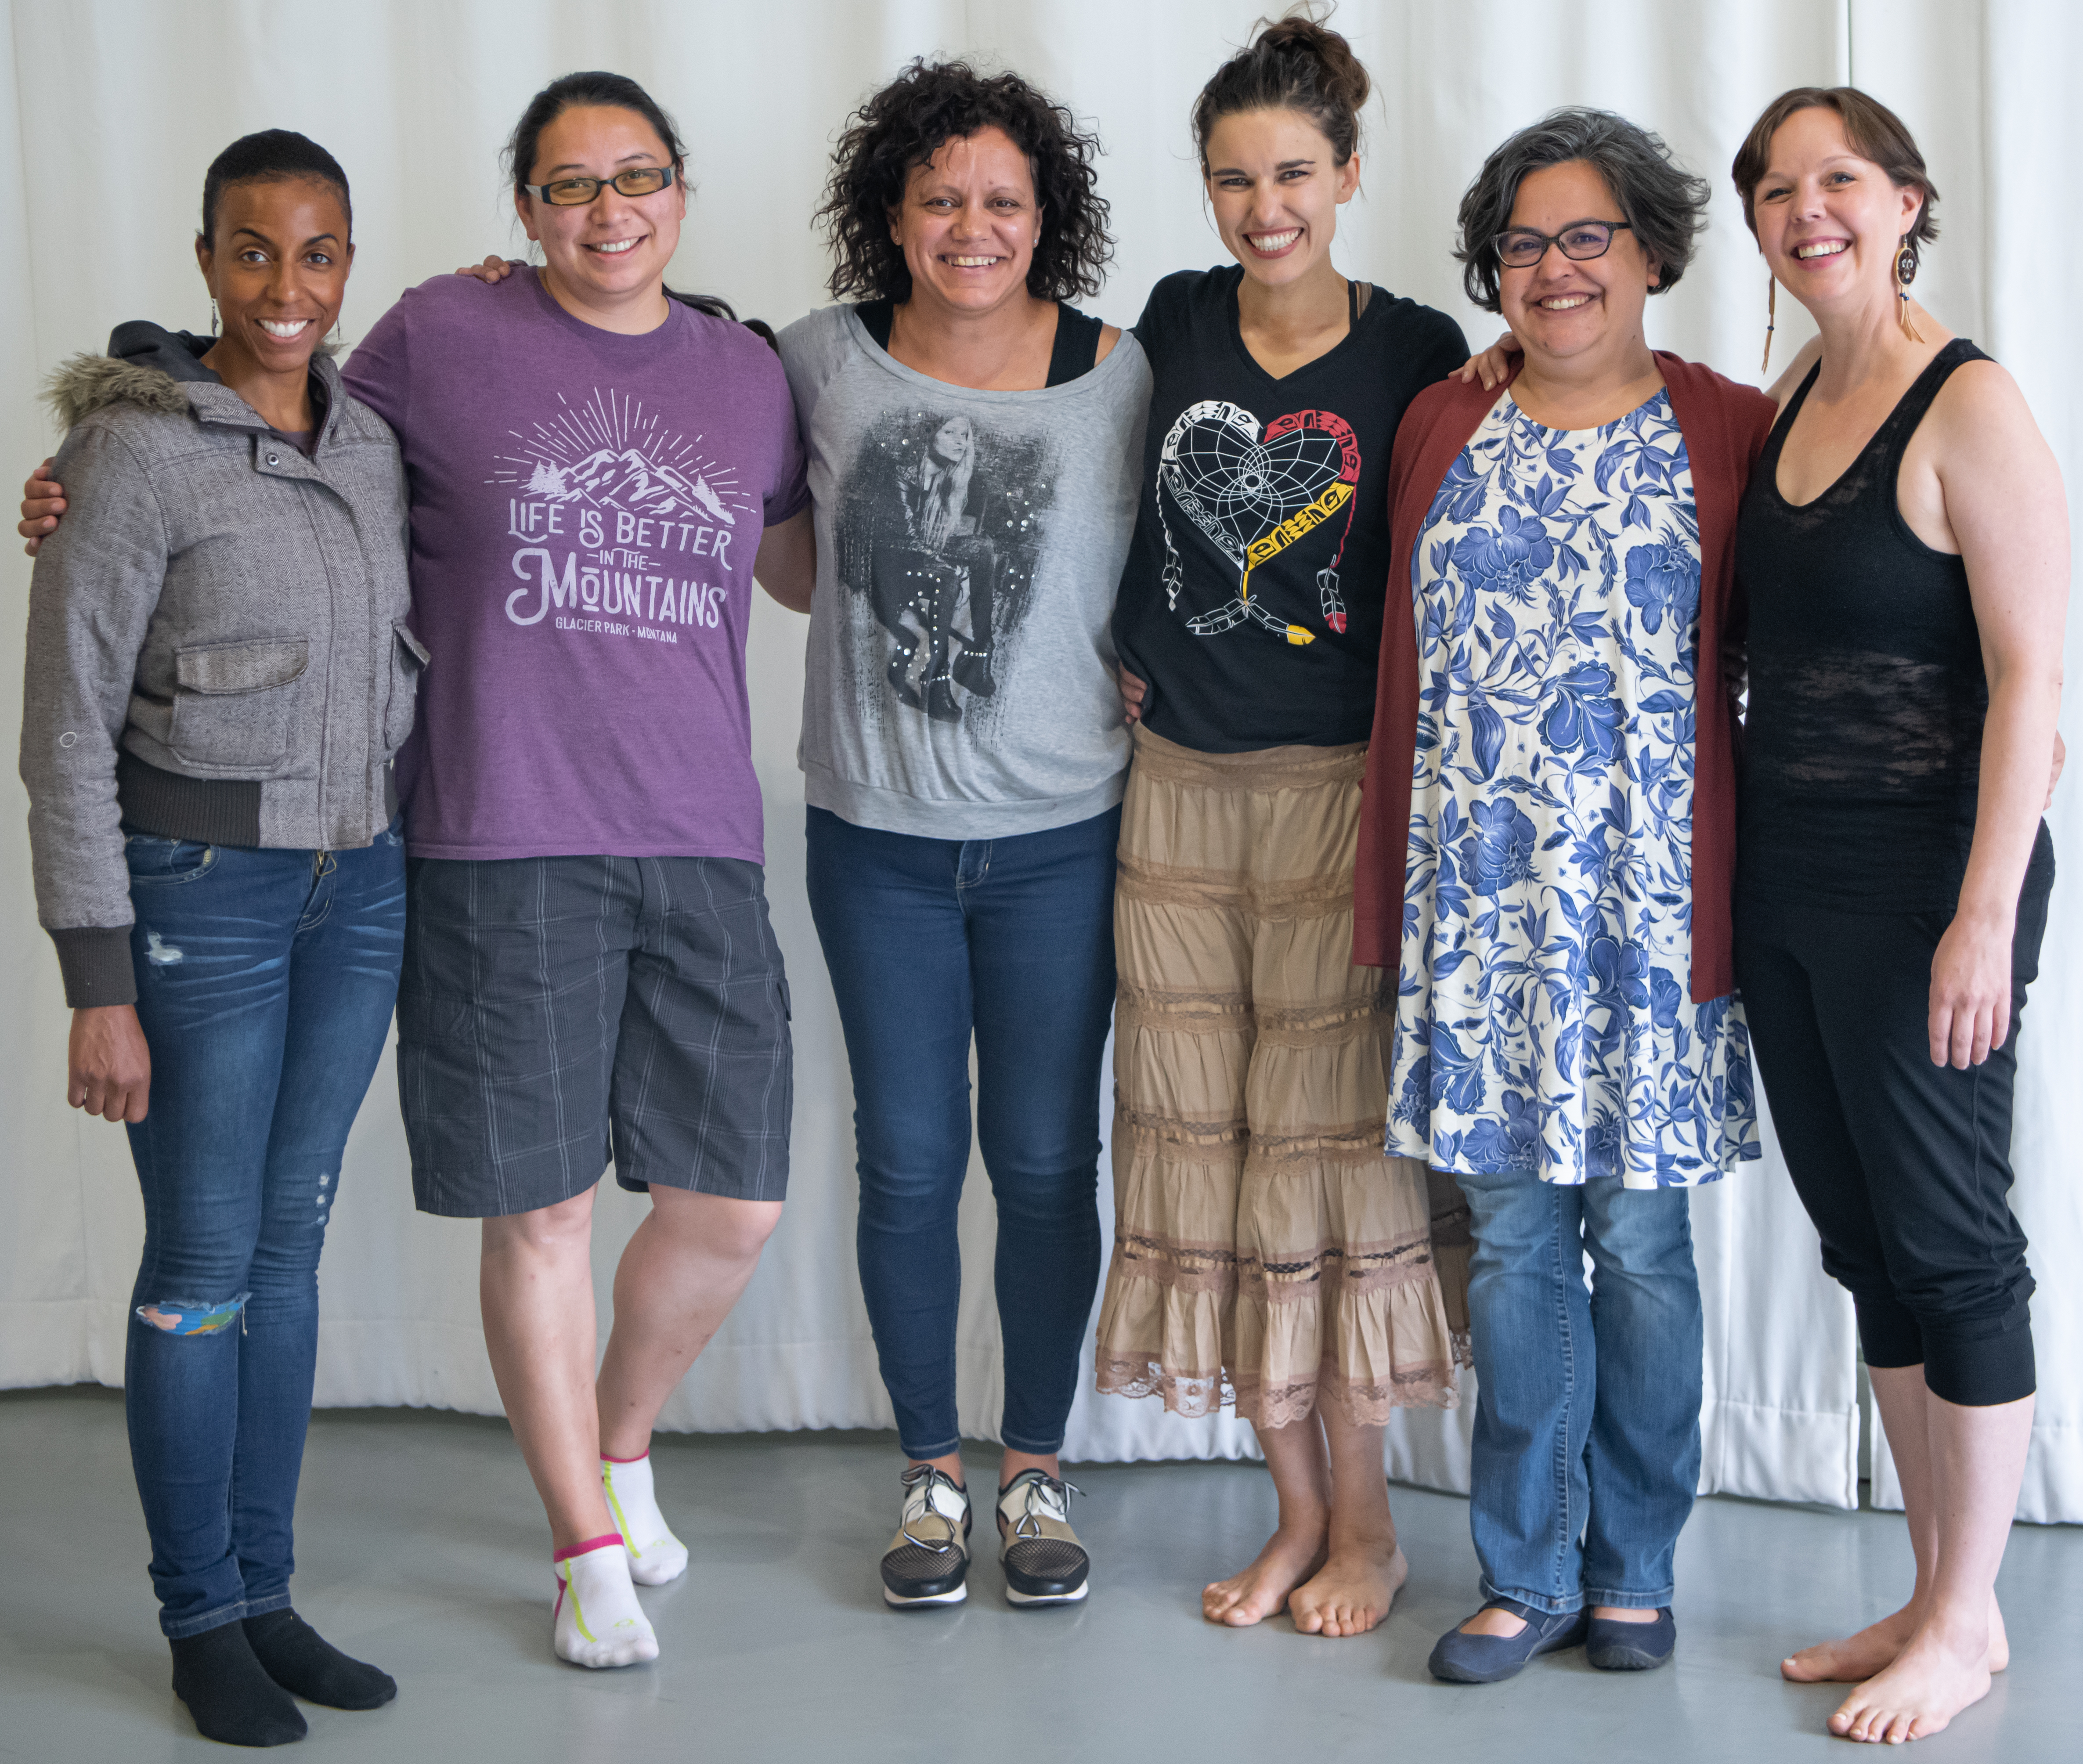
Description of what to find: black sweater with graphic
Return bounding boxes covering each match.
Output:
[1113,266,1466,753]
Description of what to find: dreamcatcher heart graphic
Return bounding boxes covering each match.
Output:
[1156,400,1361,645]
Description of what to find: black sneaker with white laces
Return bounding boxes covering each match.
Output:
[881,1465,972,1608]
[995,1470,1089,1606]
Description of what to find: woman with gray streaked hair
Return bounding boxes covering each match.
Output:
[1350,106,1780,1683]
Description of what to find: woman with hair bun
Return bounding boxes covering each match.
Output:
[1730,87,2066,1746]
[1354,106,1774,1683]
[780,59,1149,1611]
[1101,10,1470,1640]
[21,130,407,1745]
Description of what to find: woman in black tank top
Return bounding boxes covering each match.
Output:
[1731,89,2069,1745]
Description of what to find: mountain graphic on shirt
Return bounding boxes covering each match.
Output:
[525,447,736,526]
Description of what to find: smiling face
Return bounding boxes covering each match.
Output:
[888,126,1040,315]
[195,177,353,379]
[516,104,686,310]
[1203,108,1359,290]
[1497,159,1658,370]
[1750,105,1924,316]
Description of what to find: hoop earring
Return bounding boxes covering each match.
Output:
[209,297,220,338]
[1895,237,1924,344]
[1761,274,1777,375]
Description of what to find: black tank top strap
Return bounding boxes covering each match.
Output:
[1046,303,1105,386]
[1868,338,1990,481]
[856,298,895,351]
[864,297,1101,386]
[1762,339,1992,505]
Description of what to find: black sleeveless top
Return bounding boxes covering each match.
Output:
[854,299,1104,386]
[1735,338,2053,910]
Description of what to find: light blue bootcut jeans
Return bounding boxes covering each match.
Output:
[1454,1167,1704,1615]
[121,825,405,1637]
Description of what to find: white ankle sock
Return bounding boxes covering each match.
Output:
[552,1535,658,1669]
[602,1452,689,1587]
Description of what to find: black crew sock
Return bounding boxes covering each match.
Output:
[243,1609,397,1711]
[169,1620,307,1747]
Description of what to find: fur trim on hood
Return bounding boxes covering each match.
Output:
[43,352,197,429]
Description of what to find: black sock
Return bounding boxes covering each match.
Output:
[169,1621,307,1747]
[243,1609,397,1711]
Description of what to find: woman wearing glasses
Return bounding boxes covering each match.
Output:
[346,72,812,1670]
[1352,109,1773,1682]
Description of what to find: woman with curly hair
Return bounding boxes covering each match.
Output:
[778,58,1150,1609]
[1099,13,1470,1641]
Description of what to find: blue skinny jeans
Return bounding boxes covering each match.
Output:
[805,804,1117,1460]
[121,826,404,1637]
[1455,1167,1704,1615]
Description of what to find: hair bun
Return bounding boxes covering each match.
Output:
[1194,5,1373,166]
[1254,11,1371,112]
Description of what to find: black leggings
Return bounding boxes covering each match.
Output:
[1734,882,2048,1407]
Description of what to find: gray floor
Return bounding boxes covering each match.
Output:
[3,1388,2076,1763]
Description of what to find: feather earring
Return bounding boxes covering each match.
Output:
[209,298,220,338]
[1761,275,1778,375]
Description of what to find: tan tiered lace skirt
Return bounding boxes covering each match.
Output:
[1094,728,1469,1430]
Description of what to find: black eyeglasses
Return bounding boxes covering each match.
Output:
[523,166,677,207]
[1492,220,1633,269]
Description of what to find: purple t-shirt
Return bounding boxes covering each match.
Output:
[343,269,809,862]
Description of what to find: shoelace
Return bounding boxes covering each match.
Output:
[1004,1472,1085,1541]
[898,1464,968,1555]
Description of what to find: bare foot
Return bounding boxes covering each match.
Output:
[1203,1519,1328,1627]
[1829,1623,1993,1745]
[1783,1593,2008,1683]
[1291,1543,1408,1638]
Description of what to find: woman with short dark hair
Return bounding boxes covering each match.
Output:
[21,130,408,1746]
[1353,106,1774,1682]
[1731,86,2066,1746]
[780,58,1149,1609]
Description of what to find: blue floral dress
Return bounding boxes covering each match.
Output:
[1385,390,1759,1188]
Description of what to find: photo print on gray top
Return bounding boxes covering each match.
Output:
[835,409,1056,735]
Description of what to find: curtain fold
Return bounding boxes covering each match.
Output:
[2,0,2074,1520]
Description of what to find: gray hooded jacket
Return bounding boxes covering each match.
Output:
[20,325,419,1006]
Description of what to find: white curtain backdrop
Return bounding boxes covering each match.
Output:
[2,0,2075,1521]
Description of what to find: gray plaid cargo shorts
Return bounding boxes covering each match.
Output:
[397,853,792,1218]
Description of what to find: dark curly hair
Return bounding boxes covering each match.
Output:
[816,59,1113,305]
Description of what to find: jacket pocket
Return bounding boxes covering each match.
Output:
[383,623,430,753]
[167,638,309,769]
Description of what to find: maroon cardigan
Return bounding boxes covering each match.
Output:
[1352,353,1775,1003]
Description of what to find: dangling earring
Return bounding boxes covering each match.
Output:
[1761,274,1778,375]
[1895,237,1924,344]
[209,297,220,338]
